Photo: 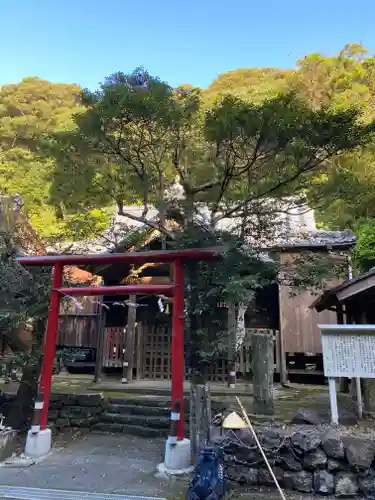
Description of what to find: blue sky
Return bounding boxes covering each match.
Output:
[0,0,374,90]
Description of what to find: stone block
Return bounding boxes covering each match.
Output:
[60,406,92,419]
[303,448,327,470]
[55,418,70,428]
[251,332,274,415]
[291,408,357,426]
[71,417,98,428]
[260,428,289,450]
[226,465,258,485]
[47,409,60,421]
[258,466,284,486]
[291,430,322,454]
[321,431,345,459]
[86,406,103,415]
[55,393,77,405]
[327,458,349,472]
[75,393,104,406]
[48,401,63,410]
[289,470,313,493]
[229,443,260,463]
[343,436,375,470]
[282,471,295,490]
[358,469,375,496]
[70,418,85,427]
[363,379,375,414]
[335,472,358,497]
[292,409,325,425]
[313,470,334,495]
[277,450,303,471]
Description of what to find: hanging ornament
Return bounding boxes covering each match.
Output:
[64,295,84,311]
[158,297,164,312]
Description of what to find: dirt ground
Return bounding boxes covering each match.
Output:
[0,375,372,499]
[0,433,188,499]
[0,432,363,500]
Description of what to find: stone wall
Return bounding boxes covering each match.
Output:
[215,426,375,496]
[0,429,17,461]
[48,393,105,430]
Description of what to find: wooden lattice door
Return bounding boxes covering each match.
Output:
[138,324,172,379]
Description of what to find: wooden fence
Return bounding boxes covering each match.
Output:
[133,324,280,382]
[57,317,281,381]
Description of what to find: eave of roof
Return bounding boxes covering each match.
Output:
[311,267,375,312]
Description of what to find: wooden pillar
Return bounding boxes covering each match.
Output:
[345,307,357,405]
[359,305,375,416]
[337,304,349,393]
[123,294,137,383]
[277,284,288,386]
[94,302,106,384]
[136,323,143,380]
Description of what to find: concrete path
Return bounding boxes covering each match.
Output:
[0,434,187,499]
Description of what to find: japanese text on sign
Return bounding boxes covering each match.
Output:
[320,326,375,378]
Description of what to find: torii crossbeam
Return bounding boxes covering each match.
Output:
[17,247,223,455]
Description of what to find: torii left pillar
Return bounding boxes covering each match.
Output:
[25,263,63,457]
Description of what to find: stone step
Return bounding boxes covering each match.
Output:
[107,396,189,409]
[92,422,167,438]
[106,396,223,413]
[99,412,170,429]
[107,403,169,416]
[106,403,190,421]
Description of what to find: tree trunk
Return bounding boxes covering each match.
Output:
[236,303,246,347]
[227,301,236,388]
[185,259,212,461]
[6,353,42,430]
[189,372,211,461]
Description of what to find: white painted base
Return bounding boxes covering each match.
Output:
[157,438,193,476]
[25,429,51,458]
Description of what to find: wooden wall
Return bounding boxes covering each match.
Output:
[279,252,341,354]
[58,295,99,347]
[279,285,337,353]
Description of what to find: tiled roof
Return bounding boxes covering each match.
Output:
[51,203,356,255]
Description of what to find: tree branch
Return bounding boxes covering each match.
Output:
[116,208,175,239]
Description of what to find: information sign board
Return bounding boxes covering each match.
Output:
[319,324,375,378]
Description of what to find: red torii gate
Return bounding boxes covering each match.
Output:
[17,247,222,442]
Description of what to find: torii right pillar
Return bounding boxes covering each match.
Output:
[160,258,193,475]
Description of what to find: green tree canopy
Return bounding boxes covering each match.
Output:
[0,77,83,238]
[52,67,375,240]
